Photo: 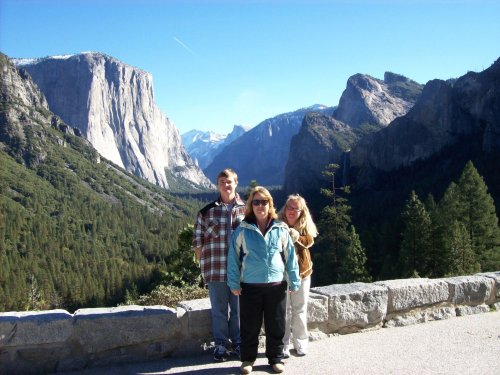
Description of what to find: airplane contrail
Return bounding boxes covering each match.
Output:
[173,36,195,55]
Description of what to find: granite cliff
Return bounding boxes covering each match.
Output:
[349,58,500,186]
[14,52,212,190]
[283,72,423,194]
[334,72,423,128]
[283,112,356,193]
[0,53,80,167]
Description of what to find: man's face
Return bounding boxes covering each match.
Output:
[218,176,237,202]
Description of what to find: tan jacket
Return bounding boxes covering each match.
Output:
[295,234,314,279]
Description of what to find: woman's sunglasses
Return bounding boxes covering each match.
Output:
[252,199,269,206]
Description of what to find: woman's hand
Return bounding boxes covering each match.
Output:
[231,289,242,296]
[288,228,300,242]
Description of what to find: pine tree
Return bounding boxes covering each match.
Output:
[315,164,370,285]
[399,191,432,277]
[454,161,500,271]
[163,225,203,287]
[425,193,450,277]
[245,180,258,200]
[338,226,371,283]
[448,220,480,275]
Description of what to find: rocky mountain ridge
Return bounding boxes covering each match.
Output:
[203,104,335,186]
[13,52,212,190]
[1,53,74,167]
[349,58,500,187]
[283,72,423,193]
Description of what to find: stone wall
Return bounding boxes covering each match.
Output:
[1,272,498,374]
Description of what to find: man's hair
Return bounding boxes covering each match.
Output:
[217,168,238,184]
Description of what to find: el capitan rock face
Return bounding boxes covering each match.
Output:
[15,52,212,190]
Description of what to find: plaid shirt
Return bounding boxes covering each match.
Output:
[192,193,246,283]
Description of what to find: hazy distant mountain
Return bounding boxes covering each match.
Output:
[13,52,212,190]
[203,105,335,186]
[182,125,248,169]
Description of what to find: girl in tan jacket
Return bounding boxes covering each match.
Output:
[278,194,318,357]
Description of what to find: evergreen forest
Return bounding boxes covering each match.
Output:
[0,140,209,311]
[311,161,500,287]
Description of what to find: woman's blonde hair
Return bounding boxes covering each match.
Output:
[278,194,318,237]
[245,186,277,221]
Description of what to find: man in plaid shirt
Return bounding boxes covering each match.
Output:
[192,168,246,361]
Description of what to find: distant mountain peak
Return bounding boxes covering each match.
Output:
[181,125,249,169]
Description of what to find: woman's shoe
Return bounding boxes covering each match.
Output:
[241,361,254,374]
[272,362,285,373]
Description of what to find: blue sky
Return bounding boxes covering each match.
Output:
[1,0,499,135]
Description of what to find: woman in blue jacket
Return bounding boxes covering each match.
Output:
[228,186,300,374]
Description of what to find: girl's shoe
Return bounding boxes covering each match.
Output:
[283,346,290,359]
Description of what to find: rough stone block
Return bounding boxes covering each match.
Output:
[177,298,212,340]
[307,292,328,323]
[0,309,73,347]
[312,283,388,333]
[444,275,494,306]
[308,331,331,342]
[73,305,179,354]
[455,304,491,316]
[375,278,449,312]
[476,271,500,302]
[384,306,455,327]
[426,306,456,321]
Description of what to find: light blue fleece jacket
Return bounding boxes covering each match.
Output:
[227,219,300,292]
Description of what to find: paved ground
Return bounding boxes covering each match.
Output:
[61,311,499,375]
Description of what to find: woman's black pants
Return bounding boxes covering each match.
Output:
[239,282,287,365]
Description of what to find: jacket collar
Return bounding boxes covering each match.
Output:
[241,218,288,231]
[216,192,245,206]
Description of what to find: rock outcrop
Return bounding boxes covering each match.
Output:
[334,72,423,128]
[282,72,422,194]
[283,112,355,194]
[349,58,500,179]
[0,52,80,167]
[13,52,212,189]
